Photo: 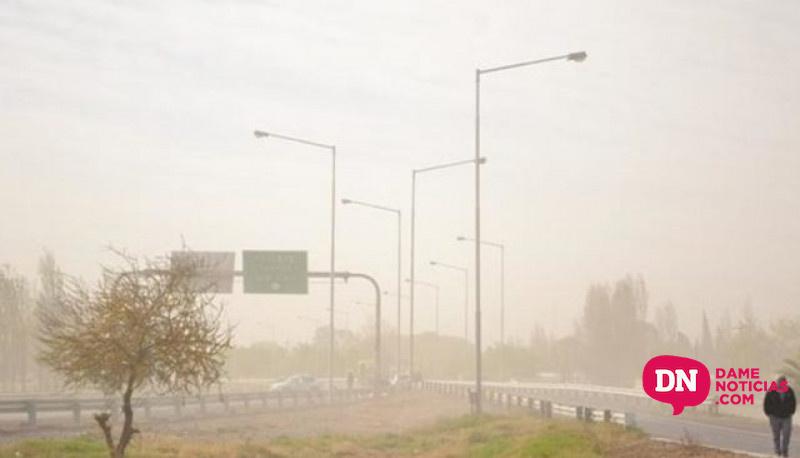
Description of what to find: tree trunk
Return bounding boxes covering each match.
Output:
[115,382,136,458]
[93,413,115,458]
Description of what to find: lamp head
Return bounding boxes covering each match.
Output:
[478,157,487,164]
[429,261,437,266]
[341,198,352,204]
[567,51,587,62]
[253,130,270,138]
[456,236,466,241]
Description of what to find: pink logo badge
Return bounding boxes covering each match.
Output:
[642,355,711,415]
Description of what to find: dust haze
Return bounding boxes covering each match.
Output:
[0,1,799,456]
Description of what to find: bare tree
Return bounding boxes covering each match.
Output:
[37,252,231,458]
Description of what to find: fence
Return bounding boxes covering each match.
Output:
[0,388,372,428]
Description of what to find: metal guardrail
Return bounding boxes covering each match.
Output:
[0,388,372,428]
[423,379,719,415]
[418,380,636,428]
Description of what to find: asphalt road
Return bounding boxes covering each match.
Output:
[636,412,778,456]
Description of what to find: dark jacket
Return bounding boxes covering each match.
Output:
[764,387,796,418]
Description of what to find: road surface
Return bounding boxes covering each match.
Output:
[637,412,775,456]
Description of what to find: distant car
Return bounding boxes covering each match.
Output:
[389,373,413,390]
[270,374,320,393]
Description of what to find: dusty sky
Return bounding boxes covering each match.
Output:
[1,0,798,346]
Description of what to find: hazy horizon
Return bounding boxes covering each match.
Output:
[2,0,799,346]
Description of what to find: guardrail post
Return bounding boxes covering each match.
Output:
[72,401,81,425]
[107,399,119,424]
[25,401,37,427]
[575,405,583,420]
[468,389,478,415]
[708,399,719,415]
[624,412,636,429]
[584,407,593,422]
[603,409,612,423]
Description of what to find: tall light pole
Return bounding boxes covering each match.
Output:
[410,157,484,375]
[381,289,406,372]
[473,50,587,413]
[406,278,440,337]
[253,129,337,397]
[457,236,504,347]
[429,261,469,342]
[342,198,402,376]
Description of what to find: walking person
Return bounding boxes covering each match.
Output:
[765,375,796,457]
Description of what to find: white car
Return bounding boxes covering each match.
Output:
[389,373,413,390]
[270,374,320,393]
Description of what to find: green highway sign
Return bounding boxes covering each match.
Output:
[242,250,308,294]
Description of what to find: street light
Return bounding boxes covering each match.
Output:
[457,236,505,347]
[429,261,469,342]
[410,157,485,375]
[472,50,587,413]
[342,198,402,375]
[405,278,440,337]
[253,129,337,397]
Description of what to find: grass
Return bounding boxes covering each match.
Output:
[0,415,737,457]
[0,435,111,458]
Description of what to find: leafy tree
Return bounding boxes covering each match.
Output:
[580,275,649,386]
[550,335,583,383]
[38,253,231,458]
[723,304,773,369]
[34,250,65,390]
[654,302,693,357]
[655,302,679,344]
[698,310,714,362]
[581,284,614,383]
[0,265,33,391]
[783,356,800,384]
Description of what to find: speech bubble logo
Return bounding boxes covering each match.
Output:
[642,355,710,415]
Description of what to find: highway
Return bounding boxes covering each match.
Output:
[427,380,786,457]
[637,412,773,456]
[0,380,790,456]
